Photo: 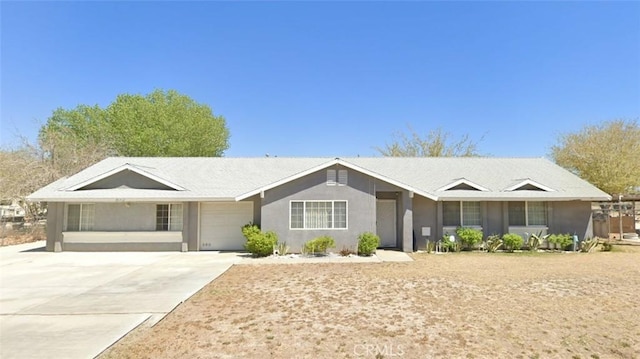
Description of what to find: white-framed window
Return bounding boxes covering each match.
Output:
[156,204,183,231]
[290,200,348,229]
[508,201,547,226]
[326,169,348,186]
[443,201,481,227]
[66,204,95,231]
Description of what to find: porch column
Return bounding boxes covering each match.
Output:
[401,191,413,252]
[181,202,189,252]
[46,202,64,252]
[502,202,509,235]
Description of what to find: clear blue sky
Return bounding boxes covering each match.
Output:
[1,1,639,158]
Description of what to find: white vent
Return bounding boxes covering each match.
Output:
[327,170,337,186]
[338,170,348,186]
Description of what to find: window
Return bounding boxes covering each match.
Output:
[67,204,95,231]
[443,201,481,226]
[326,169,348,186]
[462,202,481,226]
[527,202,547,225]
[443,202,461,226]
[290,200,347,229]
[156,204,183,231]
[509,201,547,226]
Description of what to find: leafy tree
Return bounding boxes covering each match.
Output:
[38,89,230,161]
[106,90,229,157]
[376,126,482,157]
[551,119,640,195]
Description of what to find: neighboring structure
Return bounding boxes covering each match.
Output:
[27,157,611,252]
[0,200,26,222]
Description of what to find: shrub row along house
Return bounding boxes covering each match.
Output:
[27,157,611,252]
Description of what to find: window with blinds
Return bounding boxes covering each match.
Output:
[290,200,347,229]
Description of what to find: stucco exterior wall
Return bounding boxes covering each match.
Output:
[261,165,379,252]
[484,201,505,237]
[90,203,156,231]
[412,196,437,250]
[549,201,594,240]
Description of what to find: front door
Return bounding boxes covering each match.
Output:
[376,199,397,247]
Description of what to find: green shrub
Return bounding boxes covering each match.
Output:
[486,234,503,253]
[601,240,613,252]
[357,232,380,256]
[241,223,278,257]
[303,235,336,255]
[440,234,461,252]
[548,233,573,251]
[456,227,483,250]
[502,233,524,252]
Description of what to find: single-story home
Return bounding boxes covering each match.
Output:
[27,157,611,252]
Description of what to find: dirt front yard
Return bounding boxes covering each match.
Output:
[101,249,640,359]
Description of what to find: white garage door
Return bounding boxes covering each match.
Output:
[200,202,254,250]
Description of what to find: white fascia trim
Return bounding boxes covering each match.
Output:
[235,158,438,201]
[28,196,238,203]
[504,179,555,192]
[63,164,186,191]
[436,178,490,192]
[437,196,611,202]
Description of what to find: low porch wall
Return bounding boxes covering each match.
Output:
[62,231,183,251]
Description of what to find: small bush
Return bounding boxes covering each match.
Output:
[486,235,503,253]
[456,227,483,250]
[339,246,355,256]
[502,233,524,252]
[303,235,336,255]
[241,223,278,257]
[274,242,289,256]
[525,230,549,251]
[440,234,461,252]
[579,237,598,253]
[601,241,613,252]
[548,233,573,251]
[357,232,380,256]
[425,240,436,253]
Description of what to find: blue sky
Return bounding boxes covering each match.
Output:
[1,1,639,158]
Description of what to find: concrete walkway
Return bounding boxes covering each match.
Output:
[0,241,243,359]
[375,249,414,262]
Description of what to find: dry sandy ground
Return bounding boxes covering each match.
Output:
[101,248,640,359]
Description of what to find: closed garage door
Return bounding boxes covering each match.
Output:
[200,202,253,250]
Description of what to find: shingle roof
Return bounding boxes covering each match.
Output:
[27,157,611,202]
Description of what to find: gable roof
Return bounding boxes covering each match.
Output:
[436,178,489,192]
[504,179,555,192]
[27,157,611,202]
[64,163,185,191]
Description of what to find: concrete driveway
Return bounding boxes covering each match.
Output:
[0,241,243,359]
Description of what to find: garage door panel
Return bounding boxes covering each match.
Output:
[200,202,253,250]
